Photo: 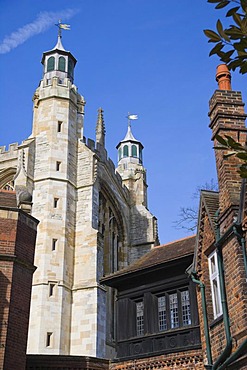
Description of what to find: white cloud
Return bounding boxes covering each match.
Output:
[0,9,79,54]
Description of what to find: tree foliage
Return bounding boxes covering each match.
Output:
[204,0,247,73]
[214,134,247,177]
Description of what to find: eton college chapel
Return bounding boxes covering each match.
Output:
[1,32,247,370]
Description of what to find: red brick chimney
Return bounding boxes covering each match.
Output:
[209,65,247,227]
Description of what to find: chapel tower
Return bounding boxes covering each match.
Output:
[27,32,85,354]
[0,28,158,359]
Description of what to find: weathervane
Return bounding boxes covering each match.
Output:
[127,113,138,128]
[55,20,71,38]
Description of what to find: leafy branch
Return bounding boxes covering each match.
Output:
[214,134,247,177]
[204,0,247,73]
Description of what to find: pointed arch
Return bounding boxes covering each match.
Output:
[0,167,16,190]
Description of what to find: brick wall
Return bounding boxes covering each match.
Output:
[0,207,38,370]
[110,349,204,370]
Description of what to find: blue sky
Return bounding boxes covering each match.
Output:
[1,0,246,244]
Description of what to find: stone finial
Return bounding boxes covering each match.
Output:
[216,64,232,90]
[96,107,105,147]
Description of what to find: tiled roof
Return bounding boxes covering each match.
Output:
[0,190,17,208]
[201,190,219,232]
[102,235,195,281]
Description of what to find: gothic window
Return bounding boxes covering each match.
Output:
[58,56,66,72]
[2,180,14,190]
[47,56,55,72]
[131,144,137,157]
[123,145,129,157]
[209,250,222,319]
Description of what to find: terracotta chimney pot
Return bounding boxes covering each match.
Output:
[216,64,232,90]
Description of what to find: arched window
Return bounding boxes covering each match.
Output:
[131,145,137,157]
[68,59,74,77]
[58,56,66,72]
[139,148,143,162]
[123,145,129,157]
[47,56,55,72]
[118,148,122,161]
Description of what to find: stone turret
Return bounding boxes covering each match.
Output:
[116,121,147,207]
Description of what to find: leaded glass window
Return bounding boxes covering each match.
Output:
[136,301,144,336]
[169,293,179,328]
[181,290,191,325]
[158,296,167,331]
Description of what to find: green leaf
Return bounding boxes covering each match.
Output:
[216,1,230,9]
[240,0,247,12]
[225,135,243,149]
[217,19,231,41]
[214,146,230,150]
[240,61,247,73]
[208,0,221,3]
[209,42,224,56]
[236,152,247,160]
[223,49,235,62]
[228,59,243,71]
[215,134,228,146]
[226,7,240,17]
[204,29,222,42]
[233,12,243,27]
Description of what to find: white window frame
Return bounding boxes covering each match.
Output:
[208,250,223,319]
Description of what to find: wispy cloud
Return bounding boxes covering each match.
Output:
[0,9,79,54]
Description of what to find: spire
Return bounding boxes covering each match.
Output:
[53,34,65,51]
[96,107,105,147]
[216,64,232,90]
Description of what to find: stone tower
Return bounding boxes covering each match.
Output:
[27,33,85,355]
[0,32,158,359]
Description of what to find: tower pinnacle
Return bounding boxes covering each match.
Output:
[96,107,106,147]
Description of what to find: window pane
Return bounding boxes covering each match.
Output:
[169,293,179,328]
[211,255,216,275]
[213,279,221,316]
[181,290,191,326]
[158,296,167,331]
[136,301,144,336]
[131,145,137,157]
[68,59,74,77]
[58,56,65,72]
[47,56,55,72]
[123,145,129,157]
